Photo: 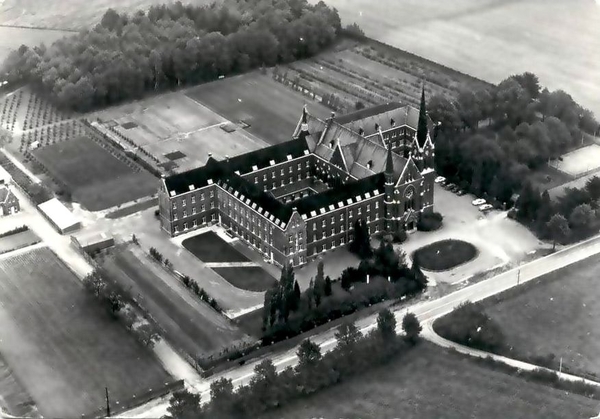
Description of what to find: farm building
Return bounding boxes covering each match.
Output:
[0,186,19,215]
[38,198,81,234]
[71,231,114,254]
[159,92,436,267]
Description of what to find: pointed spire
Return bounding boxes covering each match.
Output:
[417,84,428,147]
[302,104,308,124]
[299,104,309,137]
[384,128,394,175]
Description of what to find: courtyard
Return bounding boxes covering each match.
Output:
[399,185,545,285]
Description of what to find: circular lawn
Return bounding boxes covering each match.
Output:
[413,239,478,272]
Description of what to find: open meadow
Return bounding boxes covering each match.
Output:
[264,342,600,419]
[317,0,600,118]
[186,71,332,145]
[485,253,600,380]
[32,136,157,210]
[0,247,172,418]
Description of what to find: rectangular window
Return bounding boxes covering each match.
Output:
[331,228,334,237]
[340,237,345,245]
[192,207,196,215]
[322,220,326,228]
[289,166,292,173]
[313,223,316,231]
[200,193,205,200]
[201,204,205,212]
[298,163,301,170]
[172,202,177,210]
[281,168,284,175]
[349,210,353,218]
[191,195,196,204]
[210,191,214,198]
[193,220,197,227]
[210,202,215,209]
[212,213,217,221]
[298,174,301,181]
[254,176,258,184]
[183,210,187,217]
[375,201,379,209]
[182,200,186,207]
[183,222,188,230]
[263,174,267,182]
[358,208,362,215]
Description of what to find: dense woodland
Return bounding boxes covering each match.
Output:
[1,0,341,111]
[431,72,599,205]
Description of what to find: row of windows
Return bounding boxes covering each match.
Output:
[172,190,214,209]
[173,202,214,220]
[311,215,381,241]
[311,202,381,230]
[173,213,217,233]
[253,160,310,183]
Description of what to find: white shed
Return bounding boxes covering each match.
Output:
[38,198,81,234]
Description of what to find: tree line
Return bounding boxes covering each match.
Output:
[165,308,421,419]
[1,0,342,111]
[261,219,427,344]
[431,72,599,207]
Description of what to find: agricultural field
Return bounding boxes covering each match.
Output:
[31,135,157,210]
[264,342,600,419]
[97,245,252,361]
[279,41,490,114]
[485,253,600,380]
[0,26,73,62]
[0,247,172,418]
[0,0,214,30]
[317,0,600,119]
[186,71,332,145]
[0,229,39,254]
[92,91,270,173]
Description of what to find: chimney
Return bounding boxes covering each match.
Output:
[390,118,395,127]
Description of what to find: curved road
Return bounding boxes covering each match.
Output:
[121,233,600,418]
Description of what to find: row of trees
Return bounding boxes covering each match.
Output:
[431,72,599,206]
[516,176,600,247]
[261,223,427,344]
[1,0,342,111]
[166,308,421,419]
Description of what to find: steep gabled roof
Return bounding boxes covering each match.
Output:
[343,105,422,137]
[335,102,404,125]
[350,139,407,179]
[165,137,309,195]
[295,173,385,217]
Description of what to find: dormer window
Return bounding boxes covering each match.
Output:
[366,160,373,170]
[391,118,395,127]
[375,123,379,131]
[358,127,364,135]
[329,140,335,148]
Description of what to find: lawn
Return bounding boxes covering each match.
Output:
[0,230,39,254]
[182,231,250,263]
[413,239,478,271]
[484,253,600,380]
[32,136,157,210]
[263,342,600,419]
[213,266,278,292]
[0,247,172,418]
[185,71,332,145]
[97,245,251,361]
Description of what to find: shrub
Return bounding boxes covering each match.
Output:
[392,229,407,243]
[417,211,443,231]
[434,301,506,353]
[149,247,163,263]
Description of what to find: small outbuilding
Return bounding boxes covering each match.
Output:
[38,198,81,234]
[0,186,19,216]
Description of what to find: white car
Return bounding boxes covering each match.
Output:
[472,198,486,206]
[435,176,446,183]
[479,204,494,212]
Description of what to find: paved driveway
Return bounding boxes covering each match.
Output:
[398,185,546,285]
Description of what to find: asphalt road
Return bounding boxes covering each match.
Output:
[121,233,600,418]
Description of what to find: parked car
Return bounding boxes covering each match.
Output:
[472,198,486,206]
[444,183,456,190]
[479,204,494,212]
[456,189,467,196]
[449,185,460,193]
[435,176,446,183]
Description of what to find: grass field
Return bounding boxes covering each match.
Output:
[413,239,478,271]
[186,72,332,145]
[98,245,251,360]
[0,26,73,62]
[183,231,250,263]
[32,136,157,210]
[0,247,172,418]
[264,342,600,419]
[0,230,39,254]
[317,0,600,119]
[485,253,600,380]
[213,266,278,292]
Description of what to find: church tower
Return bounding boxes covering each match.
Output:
[413,85,428,171]
[384,131,396,233]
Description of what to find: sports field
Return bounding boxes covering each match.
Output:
[32,136,157,210]
[92,91,269,172]
[264,342,600,419]
[98,245,251,360]
[486,253,600,380]
[186,72,332,145]
[0,247,172,418]
[317,0,600,118]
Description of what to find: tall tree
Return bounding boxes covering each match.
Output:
[349,219,372,259]
[166,389,203,419]
[547,213,570,250]
[376,308,397,342]
[313,261,325,306]
[324,275,332,296]
[402,313,422,344]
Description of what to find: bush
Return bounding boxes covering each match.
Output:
[434,301,506,353]
[417,212,443,231]
[392,229,407,243]
[149,247,163,263]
